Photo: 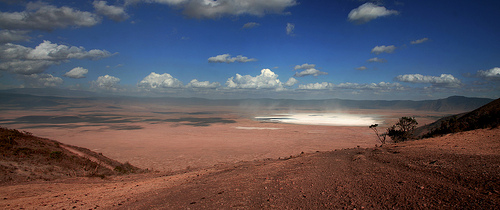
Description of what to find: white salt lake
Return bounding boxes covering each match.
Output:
[255,113,382,126]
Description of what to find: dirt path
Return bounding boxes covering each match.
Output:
[1,128,499,209]
[60,145,115,170]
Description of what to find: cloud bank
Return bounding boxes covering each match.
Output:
[298,82,403,92]
[187,79,220,89]
[396,74,462,88]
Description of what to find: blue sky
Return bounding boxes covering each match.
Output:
[0,0,499,100]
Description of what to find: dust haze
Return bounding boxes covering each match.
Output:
[0,94,464,172]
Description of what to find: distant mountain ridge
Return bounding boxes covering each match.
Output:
[414,97,500,138]
[0,88,105,98]
[0,88,494,112]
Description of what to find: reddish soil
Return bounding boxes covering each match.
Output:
[0,128,498,209]
[0,106,448,172]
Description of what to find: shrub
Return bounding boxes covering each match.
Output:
[386,117,418,143]
[369,124,387,145]
[114,162,138,174]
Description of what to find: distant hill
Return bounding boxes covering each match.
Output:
[0,88,103,98]
[0,88,494,112]
[414,98,500,138]
[0,127,143,184]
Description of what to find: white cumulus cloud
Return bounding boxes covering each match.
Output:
[284,77,298,86]
[477,67,500,80]
[0,41,112,75]
[226,69,283,89]
[0,2,101,31]
[187,79,220,89]
[63,67,88,79]
[93,0,129,22]
[371,45,396,54]
[294,63,315,70]
[208,54,256,63]
[21,73,63,88]
[396,74,462,88]
[294,68,328,77]
[138,72,184,89]
[411,38,429,44]
[348,3,399,24]
[93,75,120,90]
[27,40,111,60]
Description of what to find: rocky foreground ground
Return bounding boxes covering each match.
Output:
[1,128,499,209]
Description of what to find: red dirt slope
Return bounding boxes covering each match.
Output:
[0,128,498,209]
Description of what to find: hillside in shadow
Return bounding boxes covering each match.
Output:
[0,127,143,184]
[414,98,500,138]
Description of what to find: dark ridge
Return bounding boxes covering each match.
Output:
[0,92,63,109]
[414,98,500,138]
[0,127,144,185]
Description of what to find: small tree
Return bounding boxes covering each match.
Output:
[369,124,387,145]
[386,117,418,143]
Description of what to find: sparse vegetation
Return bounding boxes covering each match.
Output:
[416,97,500,138]
[0,127,144,184]
[50,151,63,159]
[114,162,140,174]
[386,117,418,143]
[369,124,387,145]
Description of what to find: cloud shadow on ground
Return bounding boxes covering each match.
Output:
[162,117,237,127]
[1,114,237,129]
